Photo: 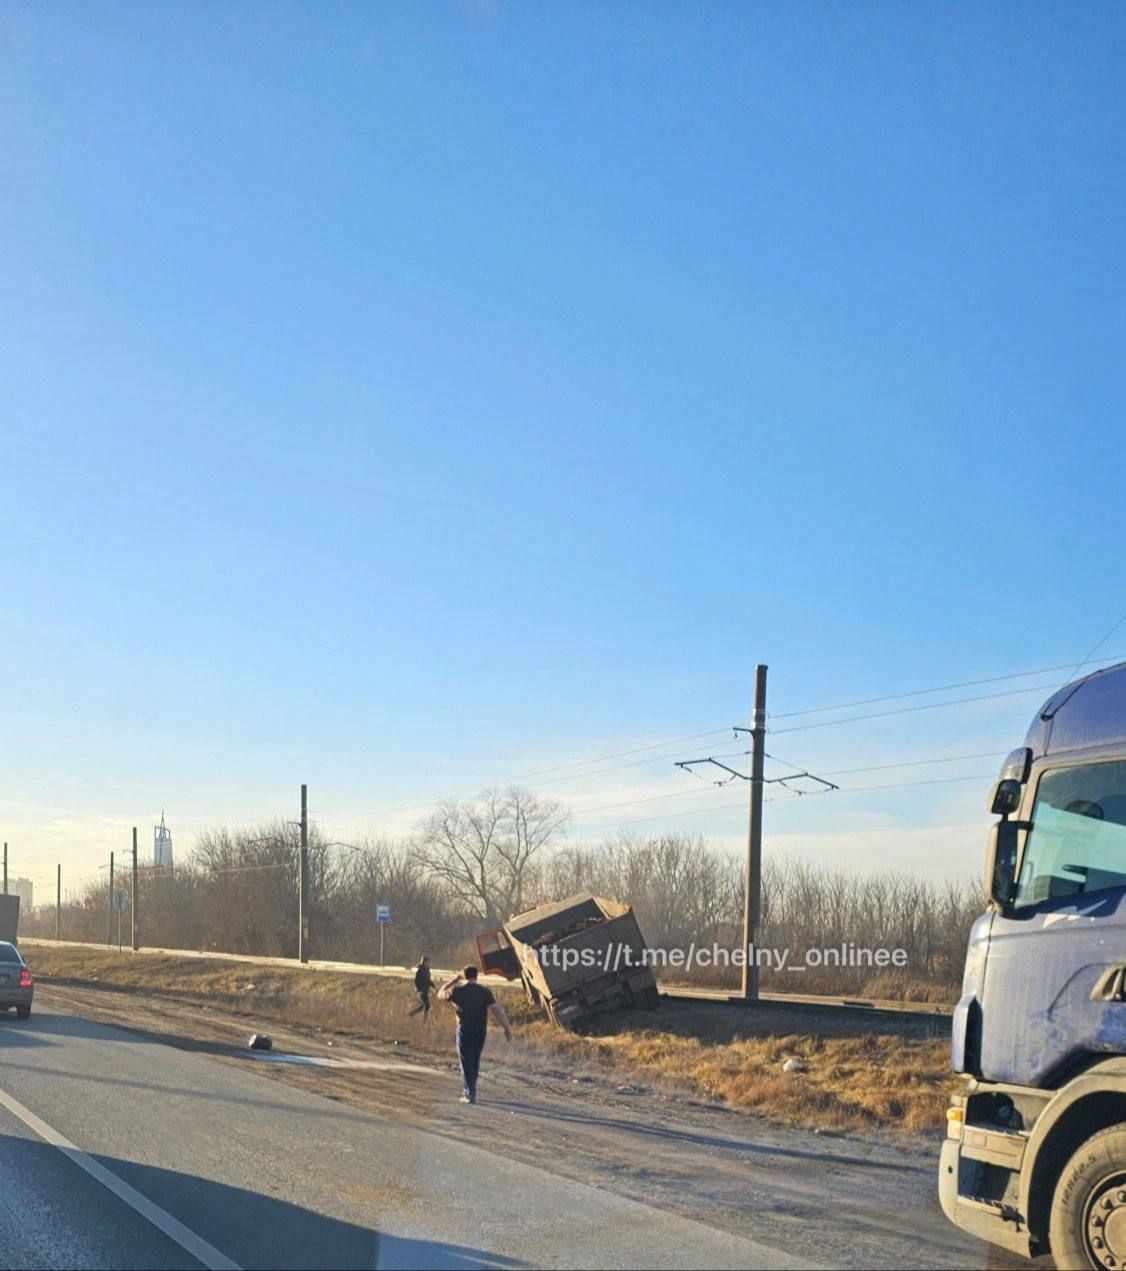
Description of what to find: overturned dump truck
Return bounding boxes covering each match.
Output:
[476,892,660,1029]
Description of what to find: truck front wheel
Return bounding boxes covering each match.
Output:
[1050,1124,1126,1270]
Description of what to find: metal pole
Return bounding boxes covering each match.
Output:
[56,864,61,940]
[2,842,6,894]
[131,826,139,952]
[107,851,114,947]
[740,664,768,1000]
[380,922,385,967]
[298,784,309,963]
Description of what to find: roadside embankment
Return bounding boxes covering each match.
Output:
[24,942,958,1132]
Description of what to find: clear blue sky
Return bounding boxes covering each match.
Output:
[3,2,1124,897]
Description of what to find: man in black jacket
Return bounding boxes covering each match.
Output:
[407,955,432,1020]
[438,965,512,1104]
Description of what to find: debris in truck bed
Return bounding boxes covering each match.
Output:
[529,915,605,948]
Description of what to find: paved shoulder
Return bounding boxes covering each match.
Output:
[0,1095,202,1270]
[0,1006,814,1269]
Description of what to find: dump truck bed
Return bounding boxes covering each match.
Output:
[500,892,658,1026]
[514,908,648,999]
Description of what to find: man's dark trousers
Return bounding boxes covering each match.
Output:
[457,1025,486,1102]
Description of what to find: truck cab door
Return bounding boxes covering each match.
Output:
[980,759,1126,1086]
[980,885,1126,1084]
[476,929,521,980]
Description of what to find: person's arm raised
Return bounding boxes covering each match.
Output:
[437,974,462,1001]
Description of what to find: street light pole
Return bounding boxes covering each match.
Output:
[131,826,139,952]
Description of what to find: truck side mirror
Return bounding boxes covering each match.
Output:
[987,748,1031,816]
[985,820,1020,907]
[989,778,1023,817]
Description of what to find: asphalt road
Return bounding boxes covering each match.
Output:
[0,1004,812,1270]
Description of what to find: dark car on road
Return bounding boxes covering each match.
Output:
[0,942,33,1019]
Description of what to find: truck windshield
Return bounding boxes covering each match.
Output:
[1014,759,1126,907]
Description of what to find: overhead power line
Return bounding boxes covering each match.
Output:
[570,770,996,834]
[769,654,1125,720]
[320,727,733,823]
[322,655,1122,827]
[766,682,1063,734]
[528,746,1007,823]
[1061,616,1126,691]
[503,728,733,778]
[29,655,1111,875]
[813,749,1005,777]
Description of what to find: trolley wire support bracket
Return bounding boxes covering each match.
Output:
[675,754,840,795]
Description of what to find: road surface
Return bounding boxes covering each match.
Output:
[0,1003,813,1269]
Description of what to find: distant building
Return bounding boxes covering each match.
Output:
[9,877,33,910]
[154,811,173,868]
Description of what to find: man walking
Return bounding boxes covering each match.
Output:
[407,954,432,1021]
[437,965,512,1104]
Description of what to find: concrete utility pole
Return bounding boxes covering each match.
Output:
[131,826,139,952]
[2,842,6,894]
[680,664,834,1000]
[298,784,309,964]
[740,664,768,1000]
[107,851,114,947]
[56,864,61,940]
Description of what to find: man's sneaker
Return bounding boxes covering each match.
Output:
[459,1095,472,1103]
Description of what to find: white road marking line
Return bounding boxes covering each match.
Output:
[0,1084,241,1271]
[249,1052,441,1074]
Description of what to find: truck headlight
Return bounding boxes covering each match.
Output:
[946,1106,965,1141]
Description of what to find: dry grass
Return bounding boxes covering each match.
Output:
[523,1021,954,1131]
[26,944,957,1133]
[25,945,538,1058]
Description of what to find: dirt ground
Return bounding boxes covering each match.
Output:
[22,971,1028,1271]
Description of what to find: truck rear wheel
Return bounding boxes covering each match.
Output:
[1050,1124,1126,1270]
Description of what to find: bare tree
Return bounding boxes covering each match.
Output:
[412,786,569,926]
[25,807,982,1000]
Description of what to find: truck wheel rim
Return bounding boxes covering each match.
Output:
[1085,1170,1126,1267]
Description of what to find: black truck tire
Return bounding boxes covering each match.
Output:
[1049,1123,1126,1270]
[15,1006,30,1020]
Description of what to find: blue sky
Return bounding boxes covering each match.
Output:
[3,2,1125,899]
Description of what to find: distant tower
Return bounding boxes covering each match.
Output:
[154,810,174,868]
